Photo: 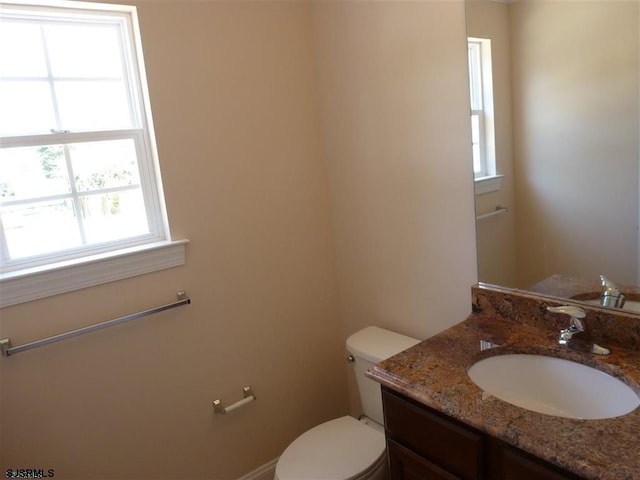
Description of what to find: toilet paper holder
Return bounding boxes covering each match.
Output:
[213,385,256,415]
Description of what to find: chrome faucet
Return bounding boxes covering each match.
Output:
[547,306,610,355]
[600,275,626,309]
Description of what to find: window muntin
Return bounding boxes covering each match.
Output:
[0,2,168,273]
[0,13,138,135]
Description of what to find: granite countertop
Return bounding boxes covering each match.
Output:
[367,285,640,480]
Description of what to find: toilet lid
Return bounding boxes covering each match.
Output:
[276,416,386,480]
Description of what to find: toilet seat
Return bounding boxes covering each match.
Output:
[275,415,386,480]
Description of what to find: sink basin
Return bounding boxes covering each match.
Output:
[468,354,640,419]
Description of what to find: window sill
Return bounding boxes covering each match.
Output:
[474,174,504,196]
[0,239,189,308]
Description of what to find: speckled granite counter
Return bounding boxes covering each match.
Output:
[367,284,640,480]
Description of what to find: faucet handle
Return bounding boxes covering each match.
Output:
[547,305,586,319]
[548,306,586,336]
[548,305,610,355]
[600,275,626,308]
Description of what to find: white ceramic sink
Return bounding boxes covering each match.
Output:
[468,354,640,419]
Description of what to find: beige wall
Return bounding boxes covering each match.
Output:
[0,1,477,478]
[311,0,477,416]
[511,1,639,288]
[466,0,517,287]
[1,2,347,478]
[312,0,477,344]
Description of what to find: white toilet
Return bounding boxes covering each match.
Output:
[274,326,420,480]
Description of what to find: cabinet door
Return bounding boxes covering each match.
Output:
[388,439,461,480]
[502,448,579,480]
[383,389,482,480]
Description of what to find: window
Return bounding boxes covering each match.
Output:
[468,37,501,193]
[0,1,185,306]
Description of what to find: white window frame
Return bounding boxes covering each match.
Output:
[468,37,502,195]
[0,0,186,307]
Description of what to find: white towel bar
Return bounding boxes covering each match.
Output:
[213,386,256,414]
[476,205,509,221]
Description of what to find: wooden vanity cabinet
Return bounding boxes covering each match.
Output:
[382,387,584,480]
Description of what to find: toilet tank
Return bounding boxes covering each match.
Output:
[346,326,420,425]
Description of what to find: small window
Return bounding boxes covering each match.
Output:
[467,38,497,182]
[0,1,185,307]
[0,1,169,273]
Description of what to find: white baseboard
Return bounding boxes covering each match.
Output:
[238,458,278,480]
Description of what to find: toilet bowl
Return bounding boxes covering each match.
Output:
[274,416,386,480]
[274,327,420,480]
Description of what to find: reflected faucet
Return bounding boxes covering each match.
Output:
[600,275,626,309]
[547,305,610,355]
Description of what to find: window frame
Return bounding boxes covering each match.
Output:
[0,0,186,307]
[468,37,501,194]
[0,130,167,272]
[468,40,488,178]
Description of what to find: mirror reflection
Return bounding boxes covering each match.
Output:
[466,0,640,310]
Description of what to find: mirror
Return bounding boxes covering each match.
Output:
[466,0,640,309]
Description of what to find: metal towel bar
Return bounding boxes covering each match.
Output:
[0,291,191,357]
[476,205,509,221]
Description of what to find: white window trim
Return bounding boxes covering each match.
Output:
[469,37,501,195]
[474,174,504,196]
[0,0,188,306]
[0,239,188,307]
